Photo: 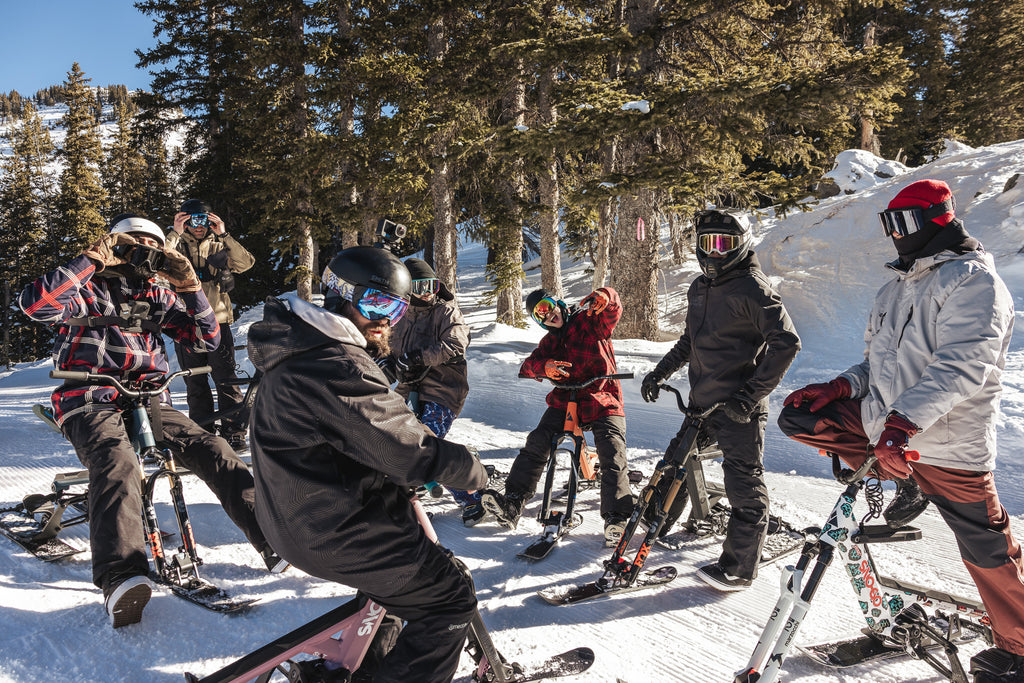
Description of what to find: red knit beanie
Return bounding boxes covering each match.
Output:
[887,179,957,226]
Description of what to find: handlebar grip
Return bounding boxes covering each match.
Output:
[51,370,91,381]
[188,365,213,376]
[609,372,635,380]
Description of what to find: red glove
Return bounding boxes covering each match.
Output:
[544,360,571,380]
[581,290,610,316]
[873,413,919,479]
[784,377,851,412]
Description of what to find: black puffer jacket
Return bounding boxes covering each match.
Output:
[247,294,488,591]
[654,252,801,408]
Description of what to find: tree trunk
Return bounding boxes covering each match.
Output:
[537,65,561,296]
[427,14,458,291]
[494,59,526,326]
[592,139,616,289]
[859,22,880,156]
[611,190,659,339]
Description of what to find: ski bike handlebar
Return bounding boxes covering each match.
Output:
[539,372,635,390]
[50,366,212,399]
[655,383,722,422]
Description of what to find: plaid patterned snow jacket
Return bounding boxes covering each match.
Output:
[19,254,220,426]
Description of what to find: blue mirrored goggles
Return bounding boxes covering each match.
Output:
[189,213,209,228]
[322,266,409,324]
[411,278,440,297]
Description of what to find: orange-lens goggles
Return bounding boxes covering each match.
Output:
[697,232,742,256]
[531,297,558,325]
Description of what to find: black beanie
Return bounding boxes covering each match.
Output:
[404,258,436,281]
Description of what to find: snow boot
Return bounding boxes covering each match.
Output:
[260,547,290,574]
[883,477,929,529]
[696,561,752,592]
[480,489,527,530]
[971,647,1024,682]
[603,514,629,547]
[103,574,153,628]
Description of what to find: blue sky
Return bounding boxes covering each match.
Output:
[0,1,157,94]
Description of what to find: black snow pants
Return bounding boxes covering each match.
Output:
[63,406,269,588]
[503,407,635,520]
[175,322,246,437]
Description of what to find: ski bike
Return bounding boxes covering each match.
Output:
[0,367,255,612]
[736,453,992,683]
[184,491,595,683]
[489,372,635,561]
[191,344,262,447]
[540,382,804,605]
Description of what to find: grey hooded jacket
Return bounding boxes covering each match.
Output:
[840,249,1014,472]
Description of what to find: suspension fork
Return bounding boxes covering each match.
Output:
[606,422,701,584]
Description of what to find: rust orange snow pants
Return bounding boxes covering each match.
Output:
[778,397,1024,655]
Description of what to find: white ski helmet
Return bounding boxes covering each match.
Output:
[109,214,167,247]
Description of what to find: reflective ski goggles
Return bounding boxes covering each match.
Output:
[189,213,209,228]
[322,267,409,324]
[697,232,743,256]
[530,296,559,326]
[411,278,441,297]
[878,198,955,237]
[878,207,928,237]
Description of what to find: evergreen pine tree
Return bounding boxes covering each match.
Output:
[0,102,58,361]
[102,98,149,217]
[950,0,1024,145]
[55,63,107,255]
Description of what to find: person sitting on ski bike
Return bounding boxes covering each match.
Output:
[777,180,1024,681]
[18,214,282,629]
[247,244,489,683]
[481,286,636,545]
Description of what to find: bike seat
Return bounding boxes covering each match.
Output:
[52,470,90,493]
[851,524,922,544]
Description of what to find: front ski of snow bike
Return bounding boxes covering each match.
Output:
[736,453,991,683]
[602,388,721,587]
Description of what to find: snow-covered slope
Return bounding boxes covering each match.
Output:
[1,140,1023,683]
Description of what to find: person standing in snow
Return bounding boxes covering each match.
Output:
[480,286,637,545]
[778,179,1024,680]
[377,258,480,525]
[165,199,255,451]
[18,214,283,629]
[247,245,489,683]
[640,209,801,592]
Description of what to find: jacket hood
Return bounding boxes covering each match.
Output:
[249,292,365,373]
[885,244,988,277]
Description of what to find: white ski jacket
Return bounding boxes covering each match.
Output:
[840,249,1013,472]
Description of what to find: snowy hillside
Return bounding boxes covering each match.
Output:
[0,140,1023,683]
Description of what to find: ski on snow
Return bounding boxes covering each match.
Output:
[0,506,255,614]
[517,512,582,561]
[497,646,595,682]
[798,615,987,669]
[538,565,677,606]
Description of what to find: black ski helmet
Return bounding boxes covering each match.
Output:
[321,246,412,314]
[694,209,751,279]
[180,199,212,215]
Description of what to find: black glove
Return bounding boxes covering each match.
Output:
[396,349,426,382]
[721,392,757,424]
[640,371,664,403]
[375,356,399,383]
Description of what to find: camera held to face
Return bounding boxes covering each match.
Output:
[113,243,167,279]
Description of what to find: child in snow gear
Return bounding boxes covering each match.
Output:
[777,179,1024,673]
[247,242,490,683]
[380,258,481,525]
[481,287,635,544]
[641,209,800,591]
[18,214,278,627]
[166,199,255,451]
